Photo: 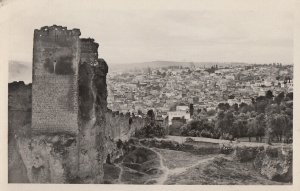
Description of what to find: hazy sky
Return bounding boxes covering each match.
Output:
[1,0,294,65]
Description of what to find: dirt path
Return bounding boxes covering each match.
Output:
[145,147,217,184]
[115,163,124,184]
[144,147,169,184]
[106,145,284,185]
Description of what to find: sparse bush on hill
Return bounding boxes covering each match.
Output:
[134,123,166,138]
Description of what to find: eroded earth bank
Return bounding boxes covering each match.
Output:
[103,138,292,185]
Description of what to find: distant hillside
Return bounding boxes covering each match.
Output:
[109,61,249,72]
[9,61,32,84]
[8,60,250,81]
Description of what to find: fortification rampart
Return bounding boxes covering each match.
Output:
[8,82,32,136]
[9,25,138,183]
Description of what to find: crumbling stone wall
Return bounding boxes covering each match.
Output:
[77,38,108,183]
[103,111,145,163]
[8,81,32,183]
[8,81,32,136]
[105,112,145,141]
[9,25,140,183]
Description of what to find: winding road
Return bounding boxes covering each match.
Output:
[144,147,217,184]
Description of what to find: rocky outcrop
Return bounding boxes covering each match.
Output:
[232,145,292,183]
[253,146,292,183]
[77,59,108,183]
[16,135,78,183]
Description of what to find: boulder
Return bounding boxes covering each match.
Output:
[253,146,292,183]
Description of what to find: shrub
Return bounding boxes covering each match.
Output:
[134,124,166,138]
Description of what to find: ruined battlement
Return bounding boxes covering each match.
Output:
[80,38,99,50]
[80,39,99,54]
[80,38,99,65]
[34,25,81,40]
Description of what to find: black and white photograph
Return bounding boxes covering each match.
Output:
[1,0,298,187]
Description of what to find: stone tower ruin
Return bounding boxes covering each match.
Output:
[31,25,108,183]
[32,25,108,135]
[32,25,81,134]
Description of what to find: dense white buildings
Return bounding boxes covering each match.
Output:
[107,64,293,117]
[168,110,191,125]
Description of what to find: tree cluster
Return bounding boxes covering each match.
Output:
[181,91,293,143]
[134,109,166,138]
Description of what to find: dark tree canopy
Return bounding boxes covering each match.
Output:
[218,103,230,111]
[266,90,274,99]
[286,92,293,101]
[147,109,155,120]
[275,92,285,104]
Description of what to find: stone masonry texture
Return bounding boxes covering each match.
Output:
[32,25,81,134]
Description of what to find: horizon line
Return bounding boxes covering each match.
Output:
[9,59,294,66]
